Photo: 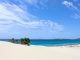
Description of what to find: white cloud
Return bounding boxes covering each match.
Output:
[62,1,73,7]
[62,0,80,20]
[0,2,36,25]
[0,0,63,37]
[62,0,79,11]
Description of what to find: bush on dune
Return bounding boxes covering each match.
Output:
[20,38,30,46]
[9,37,30,46]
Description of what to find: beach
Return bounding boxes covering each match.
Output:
[0,41,80,60]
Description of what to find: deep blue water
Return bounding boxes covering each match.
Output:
[30,39,80,46]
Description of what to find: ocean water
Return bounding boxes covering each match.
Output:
[30,39,80,46]
[1,39,80,46]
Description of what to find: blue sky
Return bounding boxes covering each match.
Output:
[0,0,80,39]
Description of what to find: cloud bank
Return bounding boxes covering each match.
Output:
[0,0,63,38]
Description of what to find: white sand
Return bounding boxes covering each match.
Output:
[0,41,80,60]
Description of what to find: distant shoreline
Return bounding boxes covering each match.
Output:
[0,38,80,40]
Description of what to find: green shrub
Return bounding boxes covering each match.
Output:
[20,38,30,45]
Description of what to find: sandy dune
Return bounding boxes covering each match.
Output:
[0,41,80,60]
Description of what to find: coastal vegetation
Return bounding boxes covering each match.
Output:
[9,37,30,46]
[20,38,30,45]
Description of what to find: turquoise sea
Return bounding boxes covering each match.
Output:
[1,39,80,46]
[30,39,80,46]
